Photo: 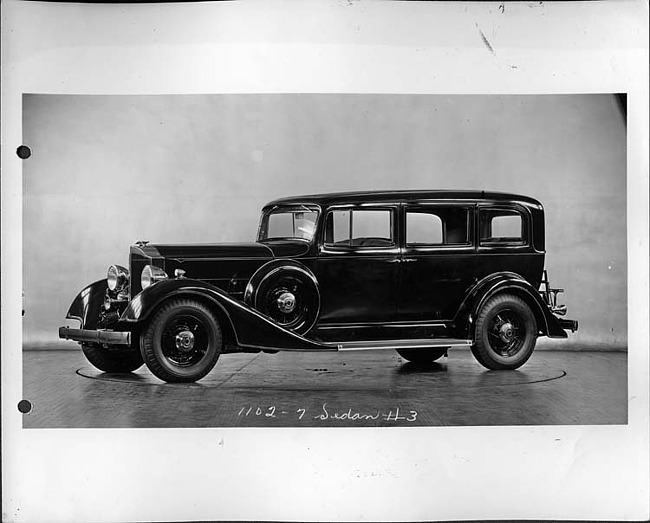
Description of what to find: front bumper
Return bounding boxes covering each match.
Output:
[59,326,131,346]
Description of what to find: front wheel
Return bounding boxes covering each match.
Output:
[81,343,144,373]
[396,348,447,364]
[140,299,222,383]
[471,294,537,370]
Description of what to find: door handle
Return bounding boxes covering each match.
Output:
[387,258,416,264]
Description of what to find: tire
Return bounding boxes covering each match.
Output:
[471,294,537,370]
[81,343,144,373]
[246,265,320,335]
[140,298,222,383]
[396,348,447,364]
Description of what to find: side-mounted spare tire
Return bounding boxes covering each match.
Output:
[244,260,320,335]
[471,293,537,370]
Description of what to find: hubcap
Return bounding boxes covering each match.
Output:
[499,322,515,343]
[488,310,526,358]
[175,330,195,352]
[256,273,318,333]
[276,292,296,313]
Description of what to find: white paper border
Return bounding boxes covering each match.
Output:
[2,1,648,521]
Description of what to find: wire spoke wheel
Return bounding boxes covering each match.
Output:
[160,313,209,367]
[488,308,525,357]
[81,343,143,373]
[472,294,537,370]
[141,299,222,383]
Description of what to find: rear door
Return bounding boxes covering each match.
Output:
[397,203,476,321]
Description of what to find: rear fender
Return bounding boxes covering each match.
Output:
[455,272,567,339]
[120,278,332,352]
[65,279,108,330]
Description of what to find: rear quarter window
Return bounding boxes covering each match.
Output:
[480,208,526,244]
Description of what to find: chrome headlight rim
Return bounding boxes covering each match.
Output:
[141,265,169,290]
[107,264,129,291]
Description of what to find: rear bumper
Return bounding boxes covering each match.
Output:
[558,318,578,333]
[59,326,131,346]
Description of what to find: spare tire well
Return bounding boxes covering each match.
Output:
[244,260,320,335]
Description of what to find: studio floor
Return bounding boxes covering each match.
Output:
[22,347,627,428]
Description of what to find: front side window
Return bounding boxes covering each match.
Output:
[258,207,318,241]
[480,208,525,243]
[324,209,394,248]
[406,207,470,246]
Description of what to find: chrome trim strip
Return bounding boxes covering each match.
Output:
[331,339,473,351]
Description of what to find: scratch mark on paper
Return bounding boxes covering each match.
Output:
[475,23,496,55]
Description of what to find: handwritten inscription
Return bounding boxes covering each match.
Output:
[237,403,418,423]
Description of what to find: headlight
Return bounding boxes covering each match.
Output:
[107,265,129,291]
[141,265,168,290]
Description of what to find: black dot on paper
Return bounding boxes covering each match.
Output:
[17,399,32,414]
[16,145,31,159]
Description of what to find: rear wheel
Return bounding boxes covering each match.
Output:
[396,348,447,364]
[140,298,222,383]
[471,294,537,370]
[81,343,143,373]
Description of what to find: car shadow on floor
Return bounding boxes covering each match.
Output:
[396,361,449,374]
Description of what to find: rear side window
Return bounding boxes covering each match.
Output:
[480,208,525,243]
[324,209,394,248]
[406,207,470,246]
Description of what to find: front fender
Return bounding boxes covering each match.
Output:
[455,272,567,339]
[121,278,332,352]
[65,279,108,330]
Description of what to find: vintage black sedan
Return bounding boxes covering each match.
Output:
[59,190,578,382]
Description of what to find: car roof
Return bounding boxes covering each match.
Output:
[263,190,543,210]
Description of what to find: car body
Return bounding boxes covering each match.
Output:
[59,190,578,382]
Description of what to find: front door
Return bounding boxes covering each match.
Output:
[316,205,400,324]
[398,204,476,321]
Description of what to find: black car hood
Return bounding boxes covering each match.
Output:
[150,242,275,261]
[146,240,310,261]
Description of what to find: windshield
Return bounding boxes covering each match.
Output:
[258,206,319,242]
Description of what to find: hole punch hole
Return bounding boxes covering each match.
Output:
[17,399,32,414]
[16,145,31,159]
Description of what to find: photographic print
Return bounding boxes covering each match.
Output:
[22,93,627,429]
[3,1,648,522]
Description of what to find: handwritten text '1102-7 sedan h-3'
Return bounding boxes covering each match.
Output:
[59,190,578,383]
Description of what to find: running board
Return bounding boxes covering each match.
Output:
[326,339,473,352]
